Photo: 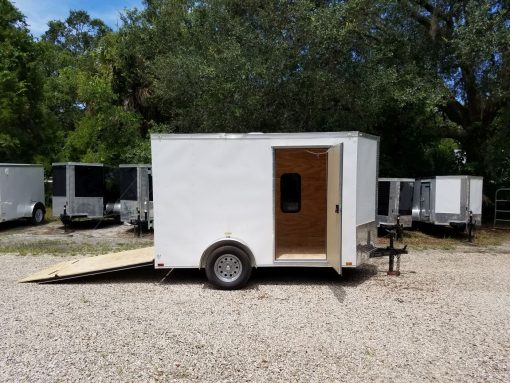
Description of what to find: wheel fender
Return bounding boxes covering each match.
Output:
[22,201,45,217]
[200,238,256,269]
[31,202,46,214]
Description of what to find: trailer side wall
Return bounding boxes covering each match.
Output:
[0,166,44,222]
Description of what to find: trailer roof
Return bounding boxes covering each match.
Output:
[0,163,43,167]
[52,162,103,166]
[151,131,379,141]
[119,164,151,168]
[379,177,415,182]
[416,175,483,181]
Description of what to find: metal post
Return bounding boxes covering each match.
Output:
[63,204,68,233]
[388,254,394,274]
[396,215,400,240]
[135,208,141,238]
[468,211,473,243]
[386,232,401,276]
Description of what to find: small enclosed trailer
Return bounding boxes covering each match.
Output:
[0,164,46,225]
[412,176,483,229]
[119,164,153,229]
[52,162,121,223]
[151,132,379,289]
[377,178,415,228]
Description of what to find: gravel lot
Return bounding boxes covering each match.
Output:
[0,234,509,382]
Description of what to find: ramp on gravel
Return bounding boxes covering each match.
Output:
[19,247,154,283]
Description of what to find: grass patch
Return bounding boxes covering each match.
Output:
[401,231,460,251]
[43,207,59,223]
[399,227,509,251]
[0,239,153,256]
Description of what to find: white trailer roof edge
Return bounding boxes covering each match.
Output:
[151,131,379,141]
[119,164,151,168]
[0,163,44,168]
[416,175,484,181]
[379,177,415,182]
[52,162,104,166]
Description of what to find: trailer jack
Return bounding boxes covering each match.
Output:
[369,225,408,276]
[467,211,475,243]
[60,204,71,233]
[135,208,142,238]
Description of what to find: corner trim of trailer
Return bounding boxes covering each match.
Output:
[199,237,257,269]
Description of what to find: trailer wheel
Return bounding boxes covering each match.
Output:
[205,246,252,289]
[32,204,45,225]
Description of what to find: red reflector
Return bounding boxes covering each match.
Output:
[157,263,164,267]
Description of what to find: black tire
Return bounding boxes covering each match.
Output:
[205,245,252,290]
[32,204,45,225]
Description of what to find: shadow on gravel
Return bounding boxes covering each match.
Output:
[46,264,379,303]
[412,223,469,239]
[245,265,378,303]
[0,220,46,233]
[57,219,122,231]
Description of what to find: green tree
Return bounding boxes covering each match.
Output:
[40,10,144,165]
[42,10,111,55]
[0,0,47,162]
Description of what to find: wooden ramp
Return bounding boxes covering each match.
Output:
[19,247,154,283]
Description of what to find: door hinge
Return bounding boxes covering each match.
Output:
[335,204,341,213]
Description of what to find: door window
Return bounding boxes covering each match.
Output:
[280,173,301,213]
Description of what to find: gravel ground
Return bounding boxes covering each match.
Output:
[1,242,509,382]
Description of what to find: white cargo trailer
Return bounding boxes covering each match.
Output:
[151,132,379,289]
[119,164,153,229]
[0,164,46,224]
[412,176,483,229]
[377,178,415,228]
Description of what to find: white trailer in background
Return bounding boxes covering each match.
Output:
[151,132,379,289]
[377,178,415,228]
[0,164,46,225]
[119,164,153,229]
[412,176,483,229]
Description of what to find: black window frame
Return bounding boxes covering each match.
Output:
[119,167,138,201]
[377,181,390,216]
[52,166,67,197]
[74,165,104,198]
[398,181,414,215]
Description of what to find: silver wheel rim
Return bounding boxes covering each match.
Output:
[214,254,242,283]
[34,209,43,223]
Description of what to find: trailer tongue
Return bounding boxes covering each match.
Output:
[19,247,154,283]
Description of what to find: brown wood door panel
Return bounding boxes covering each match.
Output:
[274,148,328,259]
